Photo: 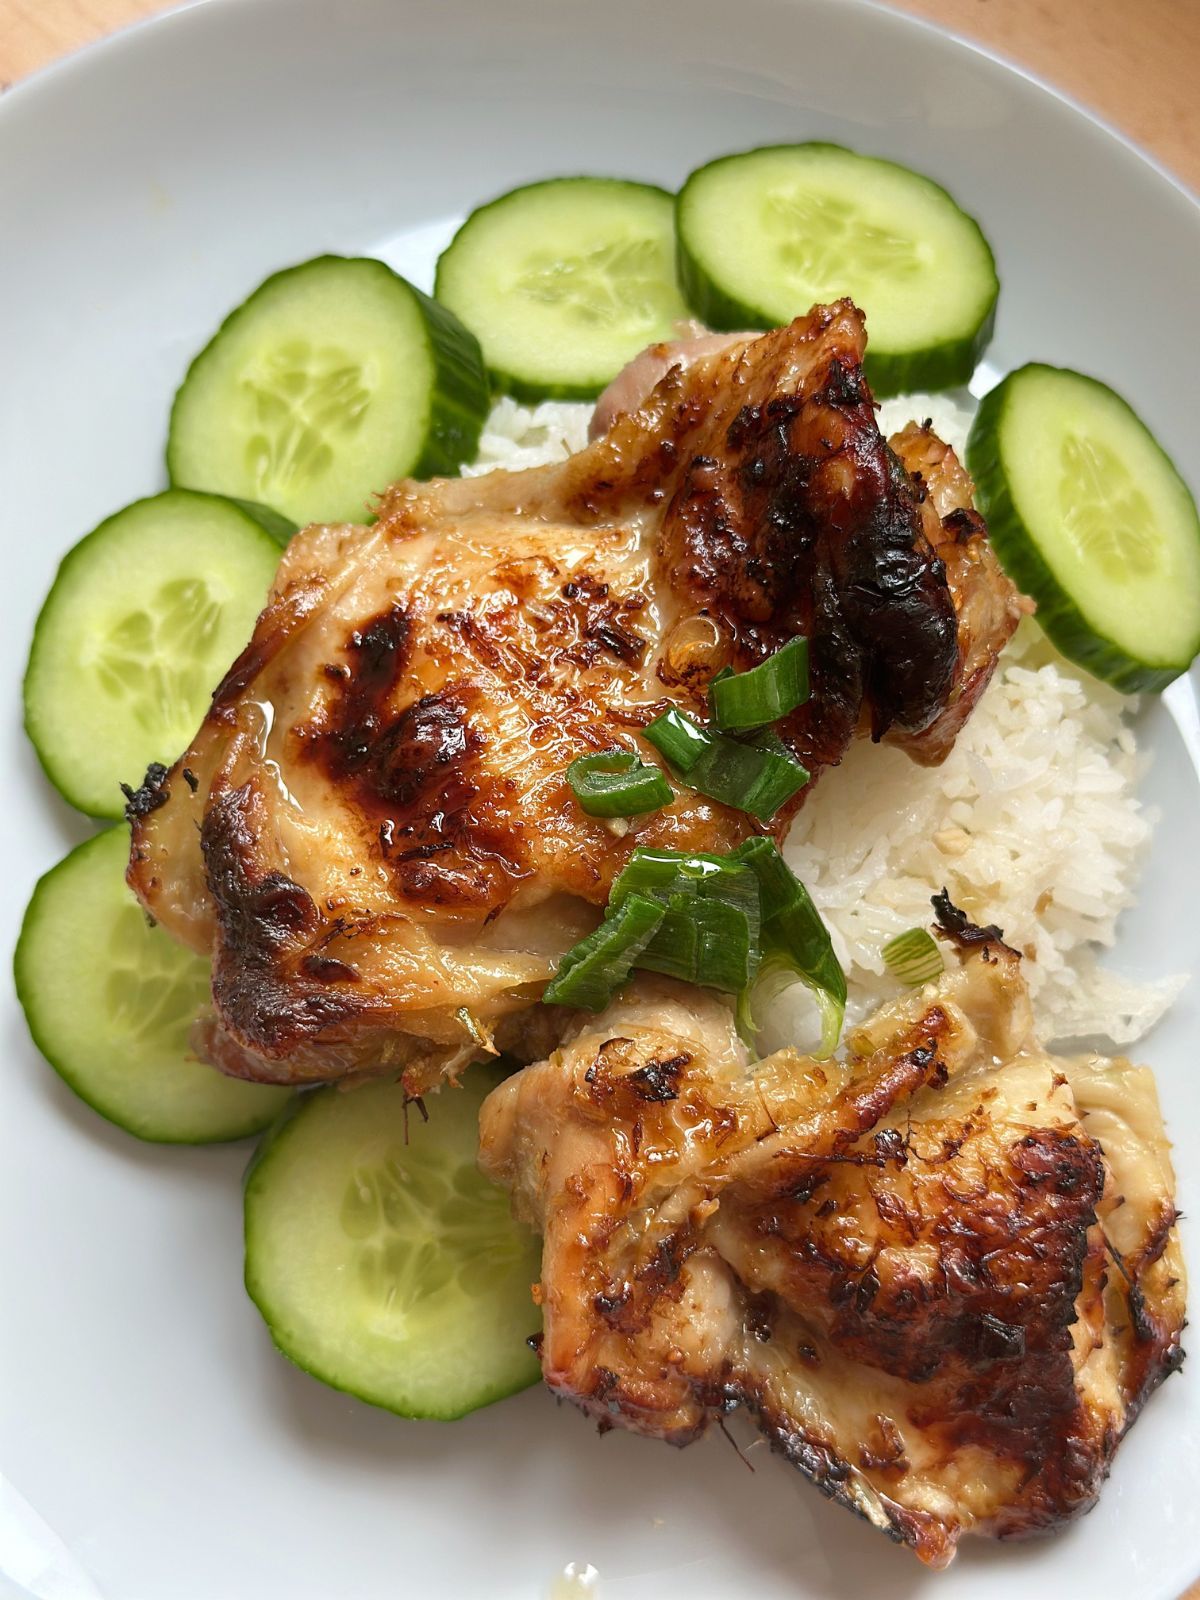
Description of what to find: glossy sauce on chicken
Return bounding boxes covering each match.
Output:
[480,927,1185,1566]
[128,302,1019,1089]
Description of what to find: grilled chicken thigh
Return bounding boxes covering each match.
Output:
[479,914,1185,1566]
[129,301,1020,1089]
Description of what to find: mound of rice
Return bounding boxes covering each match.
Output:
[466,390,1183,1050]
[780,616,1184,1048]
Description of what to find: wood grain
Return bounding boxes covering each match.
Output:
[0,0,163,87]
[0,1,1196,1595]
[892,0,1199,192]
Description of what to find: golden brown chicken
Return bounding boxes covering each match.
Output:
[479,905,1185,1567]
[127,302,1020,1090]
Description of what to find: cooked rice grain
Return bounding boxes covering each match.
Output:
[780,620,1183,1049]
[465,392,1183,1050]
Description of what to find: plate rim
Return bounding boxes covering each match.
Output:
[2,2,1197,1597]
[2,0,1197,217]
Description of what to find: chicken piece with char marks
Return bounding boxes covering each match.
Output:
[128,302,1020,1090]
[480,912,1185,1566]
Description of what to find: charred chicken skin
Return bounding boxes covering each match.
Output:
[480,914,1185,1567]
[128,302,1019,1089]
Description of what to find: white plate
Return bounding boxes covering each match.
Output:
[2,2,1198,1596]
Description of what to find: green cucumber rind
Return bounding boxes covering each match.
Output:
[243,1077,542,1421]
[23,489,282,820]
[860,310,995,401]
[966,364,1200,694]
[469,363,613,407]
[13,830,289,1144]
[675,142,998,398]
[435,177,681,404]
[225,496,299,547]
[166,256,491,520]
[407,283,493,476]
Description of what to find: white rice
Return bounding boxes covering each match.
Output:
[465,396,590,476]
[464,390,1183,1051]
[779,616,1184,1050]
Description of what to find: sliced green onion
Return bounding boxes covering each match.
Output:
[881,927,945,986]
[638,895,759,992]
[643,709,809,823]
[640,708,711,772]
[732,838,846,1056]
[609,845,753,908]
[543,842,842,1030]
[730,837,802,920]
[710,638,810,731]
[737,726,793,760]
[610,847,761,992]
[542,893,665,1011]
[567,750,673,817]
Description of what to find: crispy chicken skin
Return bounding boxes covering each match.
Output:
[128,303,1019,1089]
[888,421,1034,764]
[480,923,1185,1566]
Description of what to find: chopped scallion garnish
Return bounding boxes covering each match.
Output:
[567,749,673,817]
[542,893,666,1011]
[710,638,810,731]
[733,837,846,1056]
[643,708,809,822]
[609,845,753,908]
[609,847,762,992]
[638,894,759,992]
[881,927,945,986]
[639,707,710,771]
[543,841,845,1054]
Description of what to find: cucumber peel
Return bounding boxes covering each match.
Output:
[224,496,299,547]
[436,177,690,401]
[169,256,490,524]
[968,364,1200,692]
[14,827,291,1143]
[24,490,281,819]
[244,1068,542,1419]
[676,142,997,396]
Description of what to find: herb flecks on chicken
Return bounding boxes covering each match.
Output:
[479,938,1185,1567]
[128,302,1019,1089]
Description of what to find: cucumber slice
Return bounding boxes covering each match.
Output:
[225,496,299,548]
[244,1069,542,1419]
[168,256,490,524]
[14,827,291,1143]
[435,177,691,401]
[676,143,998,396]
[24,490,280,819]
[967,365,1200,692]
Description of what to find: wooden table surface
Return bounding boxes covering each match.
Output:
[1,2,1197,1597]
